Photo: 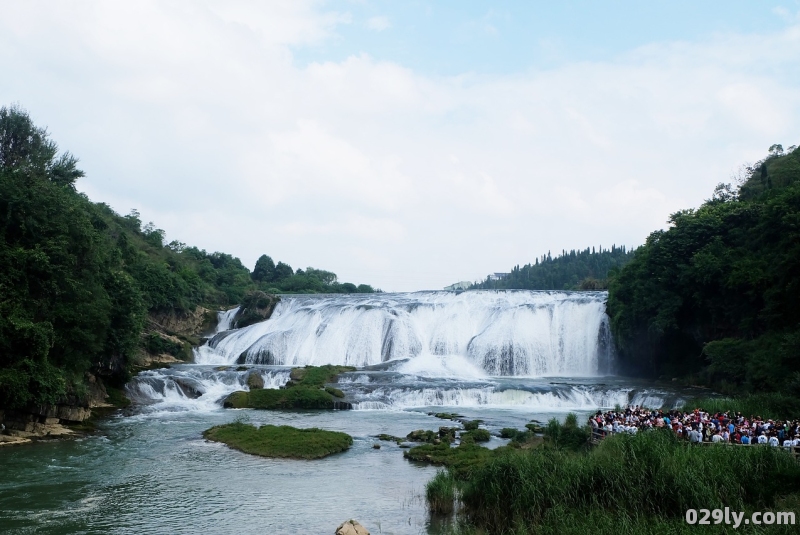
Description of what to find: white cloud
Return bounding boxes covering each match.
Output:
[366,15,390,32]
[1,2,799,290]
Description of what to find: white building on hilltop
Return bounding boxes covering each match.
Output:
[444,281,472,291]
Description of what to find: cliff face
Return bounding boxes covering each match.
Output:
[133,306,217,368]
[0,373,109,445]
[149,306,217,339]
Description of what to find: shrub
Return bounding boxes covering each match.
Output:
[426,470,457,514]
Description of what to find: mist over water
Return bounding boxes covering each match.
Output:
[195,291,615,377]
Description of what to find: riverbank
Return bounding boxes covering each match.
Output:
[422,413,800,534]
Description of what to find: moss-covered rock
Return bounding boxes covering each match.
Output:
[203,422,352,459]
[222,365,355,410]
[223,391,250,408]
[246,371,264,390]
[430,412,462,420]
[407,429,439,443]
[288,365,356,387]
[325,386,344,398]
[462,419,483,431]
[233,291,280,329]
[460,428,491,443]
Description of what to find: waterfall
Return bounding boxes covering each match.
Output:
[125,367,290,413]
[195,291,615,377]
[216,307,240,333]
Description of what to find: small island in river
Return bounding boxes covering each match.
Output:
[203,422,353,459]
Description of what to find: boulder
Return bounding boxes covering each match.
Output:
[233,291,280,329]
[174,378,203,399]
[335,519,370,535]
[246,372,264,390]
[223,391,250,408]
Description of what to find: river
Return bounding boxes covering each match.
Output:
[0,291,698,534]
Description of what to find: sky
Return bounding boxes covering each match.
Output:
[1,1,799,292]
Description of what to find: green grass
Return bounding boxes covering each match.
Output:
[433,510,800,535]
[324,386,344,398]
[203,422,352,459]
[462,420,483,431]
[542,413,589,451]
[432,412,463,420]
[460,429,490,443]
[456,429,800,531]
[405,442,496,480]
[224,387,348,409]
[288,365,355,387]
[222,365,354,410]
[427,470,457,515]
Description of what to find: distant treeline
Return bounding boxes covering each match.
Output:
[608,144,800,396]
[250,255,375,294]
[471,246,634,291]
[0,105,375,409]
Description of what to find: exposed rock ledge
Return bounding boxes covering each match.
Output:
[149,306,216,338]
[0,373,111,444]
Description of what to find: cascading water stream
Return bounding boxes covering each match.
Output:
[125,291,694,414]
[215,307,240,333]
[125,367,290,414]
[195,290,616,376]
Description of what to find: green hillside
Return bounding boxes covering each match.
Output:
[472,246,634,290]
[608,144,800,395]
[0,105,374,410]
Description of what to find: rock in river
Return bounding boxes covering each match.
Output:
[335,519,370,535]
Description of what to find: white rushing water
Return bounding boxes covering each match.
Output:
[215,307,240,333]
[195,291,615,377]
[347,384,680,411]
[125,367,290,414]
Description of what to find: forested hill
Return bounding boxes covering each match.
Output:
[0,105,375,410]
[471,246,634,290]
[607,143,800,396]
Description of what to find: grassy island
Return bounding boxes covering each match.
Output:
[222,365,355,410]
[203,422,352,459]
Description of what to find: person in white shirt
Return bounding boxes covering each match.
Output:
[711,433,723,443]
[757,433,768,445]
[768,435,780,447]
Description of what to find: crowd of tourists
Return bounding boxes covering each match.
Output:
[589,406,800,448]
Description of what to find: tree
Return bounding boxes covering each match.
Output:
[273,261,293,281]
[306,267,337,285]
[252,254,276,283]
[0,104,83,189]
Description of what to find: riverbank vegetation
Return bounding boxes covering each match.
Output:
[471,246,633,291]
[203,421,352,459]
[607,144,800,396]
[223,365,355,410]
[0,105,376,411]
[423,421,800,534]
